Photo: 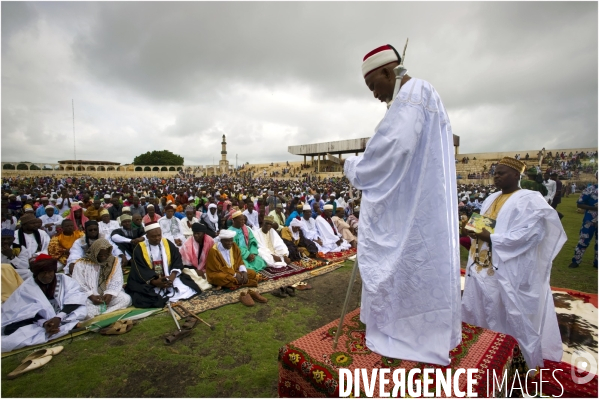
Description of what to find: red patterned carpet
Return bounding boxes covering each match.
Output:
[278,308,526,397]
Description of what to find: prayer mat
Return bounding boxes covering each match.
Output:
[174,259,350,316]
[260,263,306,280]
[319,247,357,263]
[527,360,598,398]
[278,307,526,398]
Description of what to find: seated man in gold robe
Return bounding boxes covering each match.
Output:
[206,230,259,289]
[48,219,85,271]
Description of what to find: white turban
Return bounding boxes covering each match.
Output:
[144,223,161,233]
[290,218,303,228]
[219,230,236,239]
[208,203,217,209]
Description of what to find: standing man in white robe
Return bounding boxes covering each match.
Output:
[462,158,565,369]
[253,216,290,268]
[315,204,351,253]
[342,44,461,365]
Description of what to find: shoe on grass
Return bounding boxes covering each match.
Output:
[248,290,268,303]
[239,291,255,306]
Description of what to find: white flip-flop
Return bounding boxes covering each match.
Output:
[21,346,63,364]
[8,356,53,379]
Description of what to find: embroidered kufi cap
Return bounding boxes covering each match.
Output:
[497,157,526,174]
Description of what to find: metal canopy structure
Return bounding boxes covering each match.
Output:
[288,135,460,172]
[288,135,459,157]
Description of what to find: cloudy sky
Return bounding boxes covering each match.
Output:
[2,1,597,166]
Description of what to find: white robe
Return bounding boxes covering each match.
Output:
[315,215,351,253]
[253,227,289,268]
[71,257,132,319]
[12,230,51,279]
[99,220,120,239]
[39,214,64,238]
[344,78,461,365]
[180,217,199,239]
[243,210,260,229]
[158,216,185,248]
[298,217,324,252]
[461,189,565,368]
[148,241,196,303]
[1,274,87,352]
[65,234,119,274]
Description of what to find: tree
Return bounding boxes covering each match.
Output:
[133,150,184,165]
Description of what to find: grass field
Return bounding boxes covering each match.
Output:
[1,194,596,396]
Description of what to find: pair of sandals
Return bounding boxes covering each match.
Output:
[272,286,296,298]
[99,320,133,335]
[164,317,198,345]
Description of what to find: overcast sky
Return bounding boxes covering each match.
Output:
[2,1,597,166]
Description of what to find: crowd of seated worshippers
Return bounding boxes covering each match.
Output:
[0,175,361,351]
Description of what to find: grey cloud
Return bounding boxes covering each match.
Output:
[1,2,597,166]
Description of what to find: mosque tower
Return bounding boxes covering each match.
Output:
[219,134,230,174]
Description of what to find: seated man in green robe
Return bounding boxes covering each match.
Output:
[228,210,267,272]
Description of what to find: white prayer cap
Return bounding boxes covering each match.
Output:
[302,204,311,211]
[242,195,247,200]
[362,44,400,77]
[219,230,236,239]
[104,194,111,199]
[147,204,155,209]
[122,207,131,212]
[144,222,161,233]
[323,204,334,210]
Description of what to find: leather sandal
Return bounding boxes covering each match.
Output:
[181,317,198,330]
[100,320,133,335]
[248,289,268,303]
[7,356,53,380]
[292,281,313,291]
[21,346,63,363]
[271,287,288,298]
[164,329,193,345]
[239,291,255,307]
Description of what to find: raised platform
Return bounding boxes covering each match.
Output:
[278,307,525,397]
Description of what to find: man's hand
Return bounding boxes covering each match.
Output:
[247,254,256,262]
[283,256,291,264]
[469,229,492,244]
[68,263,76,275]
[272,255,282,262]
[89,294,104,305]
[102,294,113,305]
[151,276,171,289]
[315,239,323,246]
[237,271,249,285]
[44,223,54,229]
[1,247,14,259]
[336,239,343,246]
[131,237,145,245]
[43,317,62,336]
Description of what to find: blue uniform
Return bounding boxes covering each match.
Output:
[572,184,598,267]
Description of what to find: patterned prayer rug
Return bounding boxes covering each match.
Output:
[278,307,526,398]
[260,263,308,280]
[173,255,352,316]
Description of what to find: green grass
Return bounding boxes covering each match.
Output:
[1,265,358,397]
[549,196,597,292]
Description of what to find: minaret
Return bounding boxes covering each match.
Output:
[219,134,229,174]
